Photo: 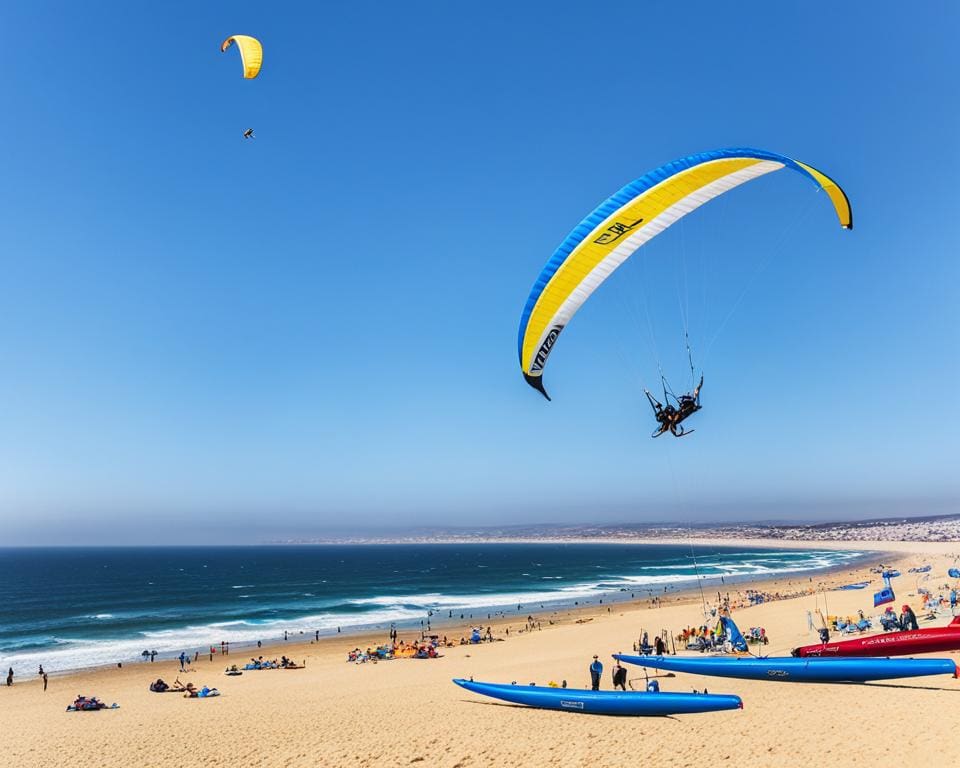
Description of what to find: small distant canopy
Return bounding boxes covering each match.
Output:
[517,147,853,400]
[221,35,263,79]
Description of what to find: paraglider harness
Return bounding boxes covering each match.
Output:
[644,375,703,438]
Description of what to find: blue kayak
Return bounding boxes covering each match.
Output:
[614,654,958,683]
[452,679,742,715]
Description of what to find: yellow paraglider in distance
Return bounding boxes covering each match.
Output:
[220,35,263,79]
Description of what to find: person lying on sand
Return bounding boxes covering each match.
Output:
[68,696,117,711]
[182,683,219,698]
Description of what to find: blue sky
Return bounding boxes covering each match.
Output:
[0,1,957,543]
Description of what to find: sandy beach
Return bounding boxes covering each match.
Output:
[3,538,958,767]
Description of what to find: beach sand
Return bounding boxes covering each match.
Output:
[3,539,959,767]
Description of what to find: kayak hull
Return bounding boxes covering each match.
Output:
[795,621,960,658]
[614,654,958,682]
[452,679,742,715]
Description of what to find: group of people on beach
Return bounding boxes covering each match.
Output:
[148,678,220,698]
[5,665,47,690]
[238,655,303,670]
[347,637,444,663]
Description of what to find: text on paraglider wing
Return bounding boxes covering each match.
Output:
[593,217,644,245]
[531,326,564,372]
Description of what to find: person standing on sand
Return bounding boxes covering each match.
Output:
[178,652,187,671]
[589,655,603,691]
[6,667,13,686]
[612,660,627,691]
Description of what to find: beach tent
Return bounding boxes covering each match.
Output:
[874,587,895,607]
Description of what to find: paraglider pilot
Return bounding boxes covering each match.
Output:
[645,375,703,437]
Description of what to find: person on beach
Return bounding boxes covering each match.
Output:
[612,661,627,691]
[179,652,187,671]
[589,655,603,690]
[42,672,48,691]
[900,604,919,631]
[6,667,13,686]
[654,636,665,655]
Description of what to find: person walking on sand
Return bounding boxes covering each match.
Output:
[589,655,603,691]
[178,652,187,671]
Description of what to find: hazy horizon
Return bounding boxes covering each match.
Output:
[2,497,955,547]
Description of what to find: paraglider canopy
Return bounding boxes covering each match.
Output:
[221,35,263,79]
[517,147,853,400]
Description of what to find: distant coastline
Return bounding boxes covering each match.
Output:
[266,512,960,546]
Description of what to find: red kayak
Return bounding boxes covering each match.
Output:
[794,617,960,658]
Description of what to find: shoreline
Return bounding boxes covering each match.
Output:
[6,538,895,680]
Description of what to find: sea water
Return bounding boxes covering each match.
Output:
[0,543,863,674]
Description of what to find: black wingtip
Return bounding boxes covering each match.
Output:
[524,373,551,401]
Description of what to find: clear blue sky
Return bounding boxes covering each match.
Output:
[1,1,957,544]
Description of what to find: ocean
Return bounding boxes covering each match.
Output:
[0,543,863,674]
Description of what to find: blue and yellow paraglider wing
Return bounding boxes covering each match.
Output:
[517,147,852,399]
